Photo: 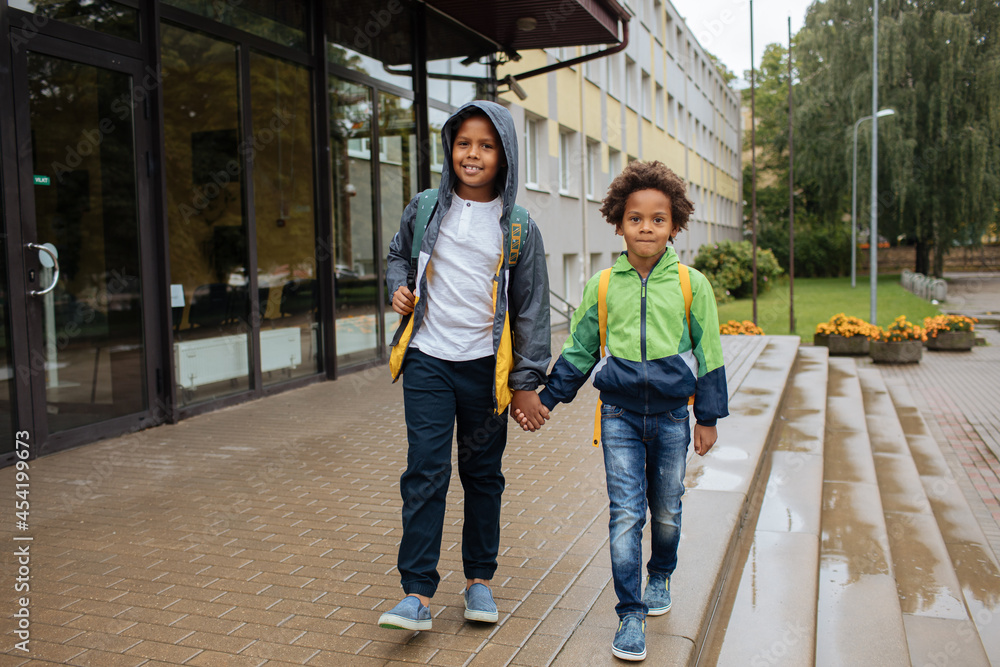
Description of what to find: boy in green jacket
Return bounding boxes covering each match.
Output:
[518,160,728,661]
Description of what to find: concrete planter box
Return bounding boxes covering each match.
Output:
[870,340,923,364]
[925,330,976,351]
[813,333,870,355]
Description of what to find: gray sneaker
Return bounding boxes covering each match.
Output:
[378,595,432,631]
[463,583,499,623]
[612,614,646,661]
[642,573,671,616]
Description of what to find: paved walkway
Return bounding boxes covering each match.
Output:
[1,273,998,666]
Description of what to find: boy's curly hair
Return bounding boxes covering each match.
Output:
[599,160,694,240]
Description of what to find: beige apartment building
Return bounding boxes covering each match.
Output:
[499,0,743,323]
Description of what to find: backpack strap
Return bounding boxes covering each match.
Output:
[407,189,439,290]
[592,268,612,447]
[508,204,528,268]
[678,263,695,406]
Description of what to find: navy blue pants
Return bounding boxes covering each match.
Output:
[399,349,508,598]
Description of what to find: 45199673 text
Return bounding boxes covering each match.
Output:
[13,431,32,652]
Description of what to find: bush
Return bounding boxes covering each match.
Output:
[694,240,783,303]
[759,222,851,278]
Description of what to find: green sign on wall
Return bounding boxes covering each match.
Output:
[34,175,50,186]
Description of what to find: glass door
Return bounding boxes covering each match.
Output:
[10,35,161,451]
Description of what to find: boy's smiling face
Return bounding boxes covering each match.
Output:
[451,114,504,202]
[616,188,676,264]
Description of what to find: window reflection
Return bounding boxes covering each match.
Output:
[163,0,308,50]
[429,107,449,190]
[161,23,252,406]
[378,93,416,347]
[9,0,138,40]
[330,78,379,365]
[249,51,320,386]
[326,0,413,90]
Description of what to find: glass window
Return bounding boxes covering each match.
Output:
[325,0,413,90]
[163,0,308,50]
[249,51,321,386]
[608,148,622,181]
[9,0,138,40]
[525,117,539,187]
[429,107,449,189]
[625,57,637,110]
[559,130,573,194]
[655,83,665,127]
[425,7,496,106]
[586,140,600,199]
[329,77,378,366]
[161,23,252,406]
[641,72,651,119]
[377,92,417,263]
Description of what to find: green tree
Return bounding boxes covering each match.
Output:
[790,0,1000,277]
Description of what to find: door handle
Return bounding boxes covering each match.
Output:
[26,242,60,296]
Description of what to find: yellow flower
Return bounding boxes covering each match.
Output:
[816,313,878,338]
[870,316,927,342]
[720,320,764,335]
[923,314,976,338]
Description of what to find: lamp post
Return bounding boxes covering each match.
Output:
[851,108,895,288]
[870,0,880,326]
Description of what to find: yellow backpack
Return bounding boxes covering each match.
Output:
[591,263,693,446]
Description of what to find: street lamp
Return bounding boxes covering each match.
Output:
[851,108,895,288]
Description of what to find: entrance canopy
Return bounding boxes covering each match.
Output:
[426,0,629,53]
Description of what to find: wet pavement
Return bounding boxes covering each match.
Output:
[0,272,998,666]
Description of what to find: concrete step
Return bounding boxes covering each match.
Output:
[550,336,802,666]
[703,346,829,666]
[881,377,999,665]
[816,358,911,665]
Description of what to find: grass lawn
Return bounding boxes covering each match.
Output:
[716,274,942,342]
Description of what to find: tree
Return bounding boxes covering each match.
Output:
[790,0,1000,277]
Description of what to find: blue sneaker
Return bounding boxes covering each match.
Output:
[378,595,432,631]
[642,572,671,616]
[612,614,646,661]
[463,583,499,623]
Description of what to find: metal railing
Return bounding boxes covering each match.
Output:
[549,290,576,326]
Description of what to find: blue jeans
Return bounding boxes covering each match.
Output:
[398,350,508,598]
[601,403,690,617]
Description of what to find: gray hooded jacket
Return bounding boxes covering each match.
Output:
[386,100,550,405]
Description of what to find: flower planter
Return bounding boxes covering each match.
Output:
[870,340,923,364]
[925,330,976,351]
[813,333,870,356]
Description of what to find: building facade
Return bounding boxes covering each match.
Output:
[500,0,743,324]
[0,0,737,464]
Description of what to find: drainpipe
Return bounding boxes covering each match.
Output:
[510,20,630,84]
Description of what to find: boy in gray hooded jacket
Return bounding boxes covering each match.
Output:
[378,101,551,631]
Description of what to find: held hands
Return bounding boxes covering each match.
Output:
[693,423,718,456]
[392,285,416,315]
[511,390,550,432]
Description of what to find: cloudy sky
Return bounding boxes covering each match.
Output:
[668,0,818,84]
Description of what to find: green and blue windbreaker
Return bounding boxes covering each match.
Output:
[538,248,729,426]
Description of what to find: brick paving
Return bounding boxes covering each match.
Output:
[3,281,1000,666]
[0,333,622,666]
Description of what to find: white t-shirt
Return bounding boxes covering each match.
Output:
[412,193,504,361]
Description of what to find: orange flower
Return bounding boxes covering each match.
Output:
[870,316,927,342]
[720,320,764,336]
[815,313,878,338]
[923,314,977,338]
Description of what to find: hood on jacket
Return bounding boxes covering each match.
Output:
[439,100,519,219]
